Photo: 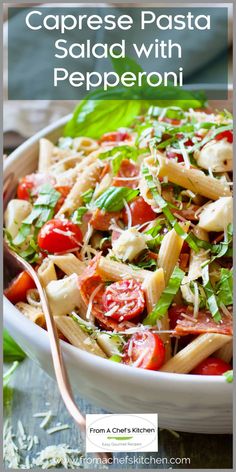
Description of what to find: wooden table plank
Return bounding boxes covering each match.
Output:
[4,358,232,469]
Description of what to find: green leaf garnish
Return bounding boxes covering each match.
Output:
[143,266,185,325]
[142,166,199,252]
[3,329,26,362]
[92,186,139,212]
[223,370,233,383]
[202,265,221,322]
[216,268,233,307]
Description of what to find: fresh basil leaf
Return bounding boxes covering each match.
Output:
[142,166,199,252]
[93,187,139,212]
[202,265,221,322]
[81,188,94,204]
[143,267,185,325]
[99,145,141,175]
[71,207,87,224]
[3,329,26,362]
[64,99,142,139]
[223,370,233,383]
[216,269,233,306]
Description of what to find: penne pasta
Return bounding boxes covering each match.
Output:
[49,253,86,276]
[147,154,231,200]
[97,256,150,282]
[214,340,233,364]
[56,160,102,217]
[160,333,231,373]
[54,316,107,358]
[37,258,57,288]
[188,226,209,281]
[158,223,189,284]
[142,269,171,360]
[73,136,99,154]
[38,138,54,172]
[16,302,46,328]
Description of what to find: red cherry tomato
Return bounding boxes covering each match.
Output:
[102,279,145,321]
[17,173,56,201]
[123,196,156,226]
[38,219,83,254]
[123,331,165,370]
[99,131,131,144]
[17,178,34,200]
[166,149,184,163]
[215,130,233,143]
[191,357,231,375]
[113,159,140,189]
[4,271,36,304]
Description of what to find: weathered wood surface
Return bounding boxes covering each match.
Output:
[4,358,232,469]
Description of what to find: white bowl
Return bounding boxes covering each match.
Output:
[3,115,233,434]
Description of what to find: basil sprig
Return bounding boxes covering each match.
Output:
[142,166,199,252]
[202,265,221,322]
[143,266,185,325]
[99,145,142,175]
[92,187,139,212]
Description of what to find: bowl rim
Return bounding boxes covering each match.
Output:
[3,113,232,387]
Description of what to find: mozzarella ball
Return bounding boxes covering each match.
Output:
[194,139,232,172]
[198,197,233,232]
[4,199,32,238]
[112,228,147,261]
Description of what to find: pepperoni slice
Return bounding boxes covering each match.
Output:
[173,308,232,336]
[112,159,139,189]
[90,208,121,231]
[102,279,145,322]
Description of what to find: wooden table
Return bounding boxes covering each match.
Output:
[4,357,232,469]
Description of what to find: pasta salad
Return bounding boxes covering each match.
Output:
[4,104,233,376]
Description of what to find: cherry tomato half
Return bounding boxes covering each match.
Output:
[123,196,157,227]
[191,357,231,375]
[102,279,145,321]
[215,130,233,143]
[17,173,56,201]
[99,131,131,144]
[4,271,35,304]
[38,219,83,254]
[123,331,165,370]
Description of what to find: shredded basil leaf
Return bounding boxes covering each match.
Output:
[202,265,221,322]
[81,188,94,204]
[143,266,185,325]
[216,268,233,307]
[99,145,141,175]
[71,207,87,224]
[142,166,199,252]
[92,187,139,212]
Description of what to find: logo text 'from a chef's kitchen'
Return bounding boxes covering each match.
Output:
[86,414,158,453]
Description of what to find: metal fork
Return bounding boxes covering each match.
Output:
[3,172,112,462]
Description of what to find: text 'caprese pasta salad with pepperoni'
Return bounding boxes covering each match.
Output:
[4,104,233,378]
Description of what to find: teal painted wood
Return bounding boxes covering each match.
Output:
[4,358,232,469]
